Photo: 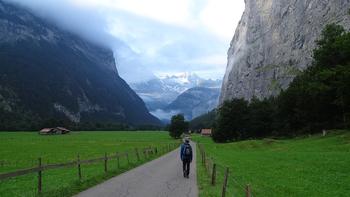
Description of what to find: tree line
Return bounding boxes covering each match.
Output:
[212,24,350,142]
[0,113,163,131]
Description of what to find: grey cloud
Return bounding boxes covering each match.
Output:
[5,0,230,82]
[150,109,181,121]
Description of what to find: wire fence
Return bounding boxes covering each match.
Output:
[0,143,179,194]
[198,143,257,197]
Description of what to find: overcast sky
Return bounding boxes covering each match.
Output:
[8,0,245,82]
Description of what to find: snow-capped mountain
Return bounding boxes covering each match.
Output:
[158,72,204,92]
[130,72,222,121]
[130,73,221,110]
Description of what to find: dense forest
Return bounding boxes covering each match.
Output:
[189,110,216,131]
[196,24,350,142]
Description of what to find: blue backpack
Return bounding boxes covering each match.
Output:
[183,144,192,159]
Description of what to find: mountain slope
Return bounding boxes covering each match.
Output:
[0,0,161,129]
[220,0,350,102]
[164,87,220,120]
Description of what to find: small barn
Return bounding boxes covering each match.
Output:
[201,129,212,136]
[55,127,70,134]
[39,127,70,135]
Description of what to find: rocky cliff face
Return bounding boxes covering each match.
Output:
[0,0,161,127]
[220,0,350,103]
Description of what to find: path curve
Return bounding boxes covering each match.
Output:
[75,142,198,197]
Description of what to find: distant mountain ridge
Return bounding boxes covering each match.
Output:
[164,87,220,120]
[130,72,222,111]
[0,0,161,129]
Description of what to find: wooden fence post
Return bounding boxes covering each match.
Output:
[209,159,213,175]
[211,163,216,186]
[77,154,82,180]
[126,152,130,165]
[143,149,146,159]
[104,153,108,173]
[201,149,204,164]
[116,152,120,169]
[135,148,140,161]
[38,157,42,194]
[205,158,207,172]
[201,150,204,165]
[203,152,206,166]
[245,184,251,197]
[221,167,229,197]
[154,147,158,154]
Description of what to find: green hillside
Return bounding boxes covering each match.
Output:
[193,130,350,196]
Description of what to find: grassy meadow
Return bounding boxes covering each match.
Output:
[193,130,350,197]
[0,131,178,197]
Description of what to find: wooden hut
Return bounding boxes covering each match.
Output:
[55,127,70,134]
[201,129,212,136]
[39,127,70,135]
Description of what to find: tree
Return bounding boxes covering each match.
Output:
[213,99,249,142]
[276,23,350,134]
[169,114,189,139]
[313,24,346,68]
[332,64,350,128]
[189,110,216,131]
[248,97,276,138]
[308,24,350,130]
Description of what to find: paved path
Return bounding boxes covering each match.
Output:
[75,142,198,197]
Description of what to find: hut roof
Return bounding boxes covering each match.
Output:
[56,127,70,131]
[201,129,212,135]
[40,128,53,132]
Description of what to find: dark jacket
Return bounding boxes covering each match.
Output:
[180,142,193,162]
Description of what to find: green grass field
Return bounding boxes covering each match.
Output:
[0,131,178,197]
[193,130,350,197]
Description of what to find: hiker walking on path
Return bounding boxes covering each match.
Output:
[180,138,193,178]
[76,141,198,197]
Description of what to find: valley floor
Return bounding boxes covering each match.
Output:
[193,130,350,197]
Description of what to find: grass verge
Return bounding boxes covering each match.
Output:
[194,130,350,197]
[0,131,179,196]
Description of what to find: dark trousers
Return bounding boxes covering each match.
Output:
[183,159,190,175]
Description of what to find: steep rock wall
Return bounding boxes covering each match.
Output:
[220,0,350,102]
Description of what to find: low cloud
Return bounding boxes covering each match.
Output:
[6,0,245,82]
[150,109,181,121]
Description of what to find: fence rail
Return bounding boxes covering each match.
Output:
[197,143,256,197]
[0,143,179,193]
